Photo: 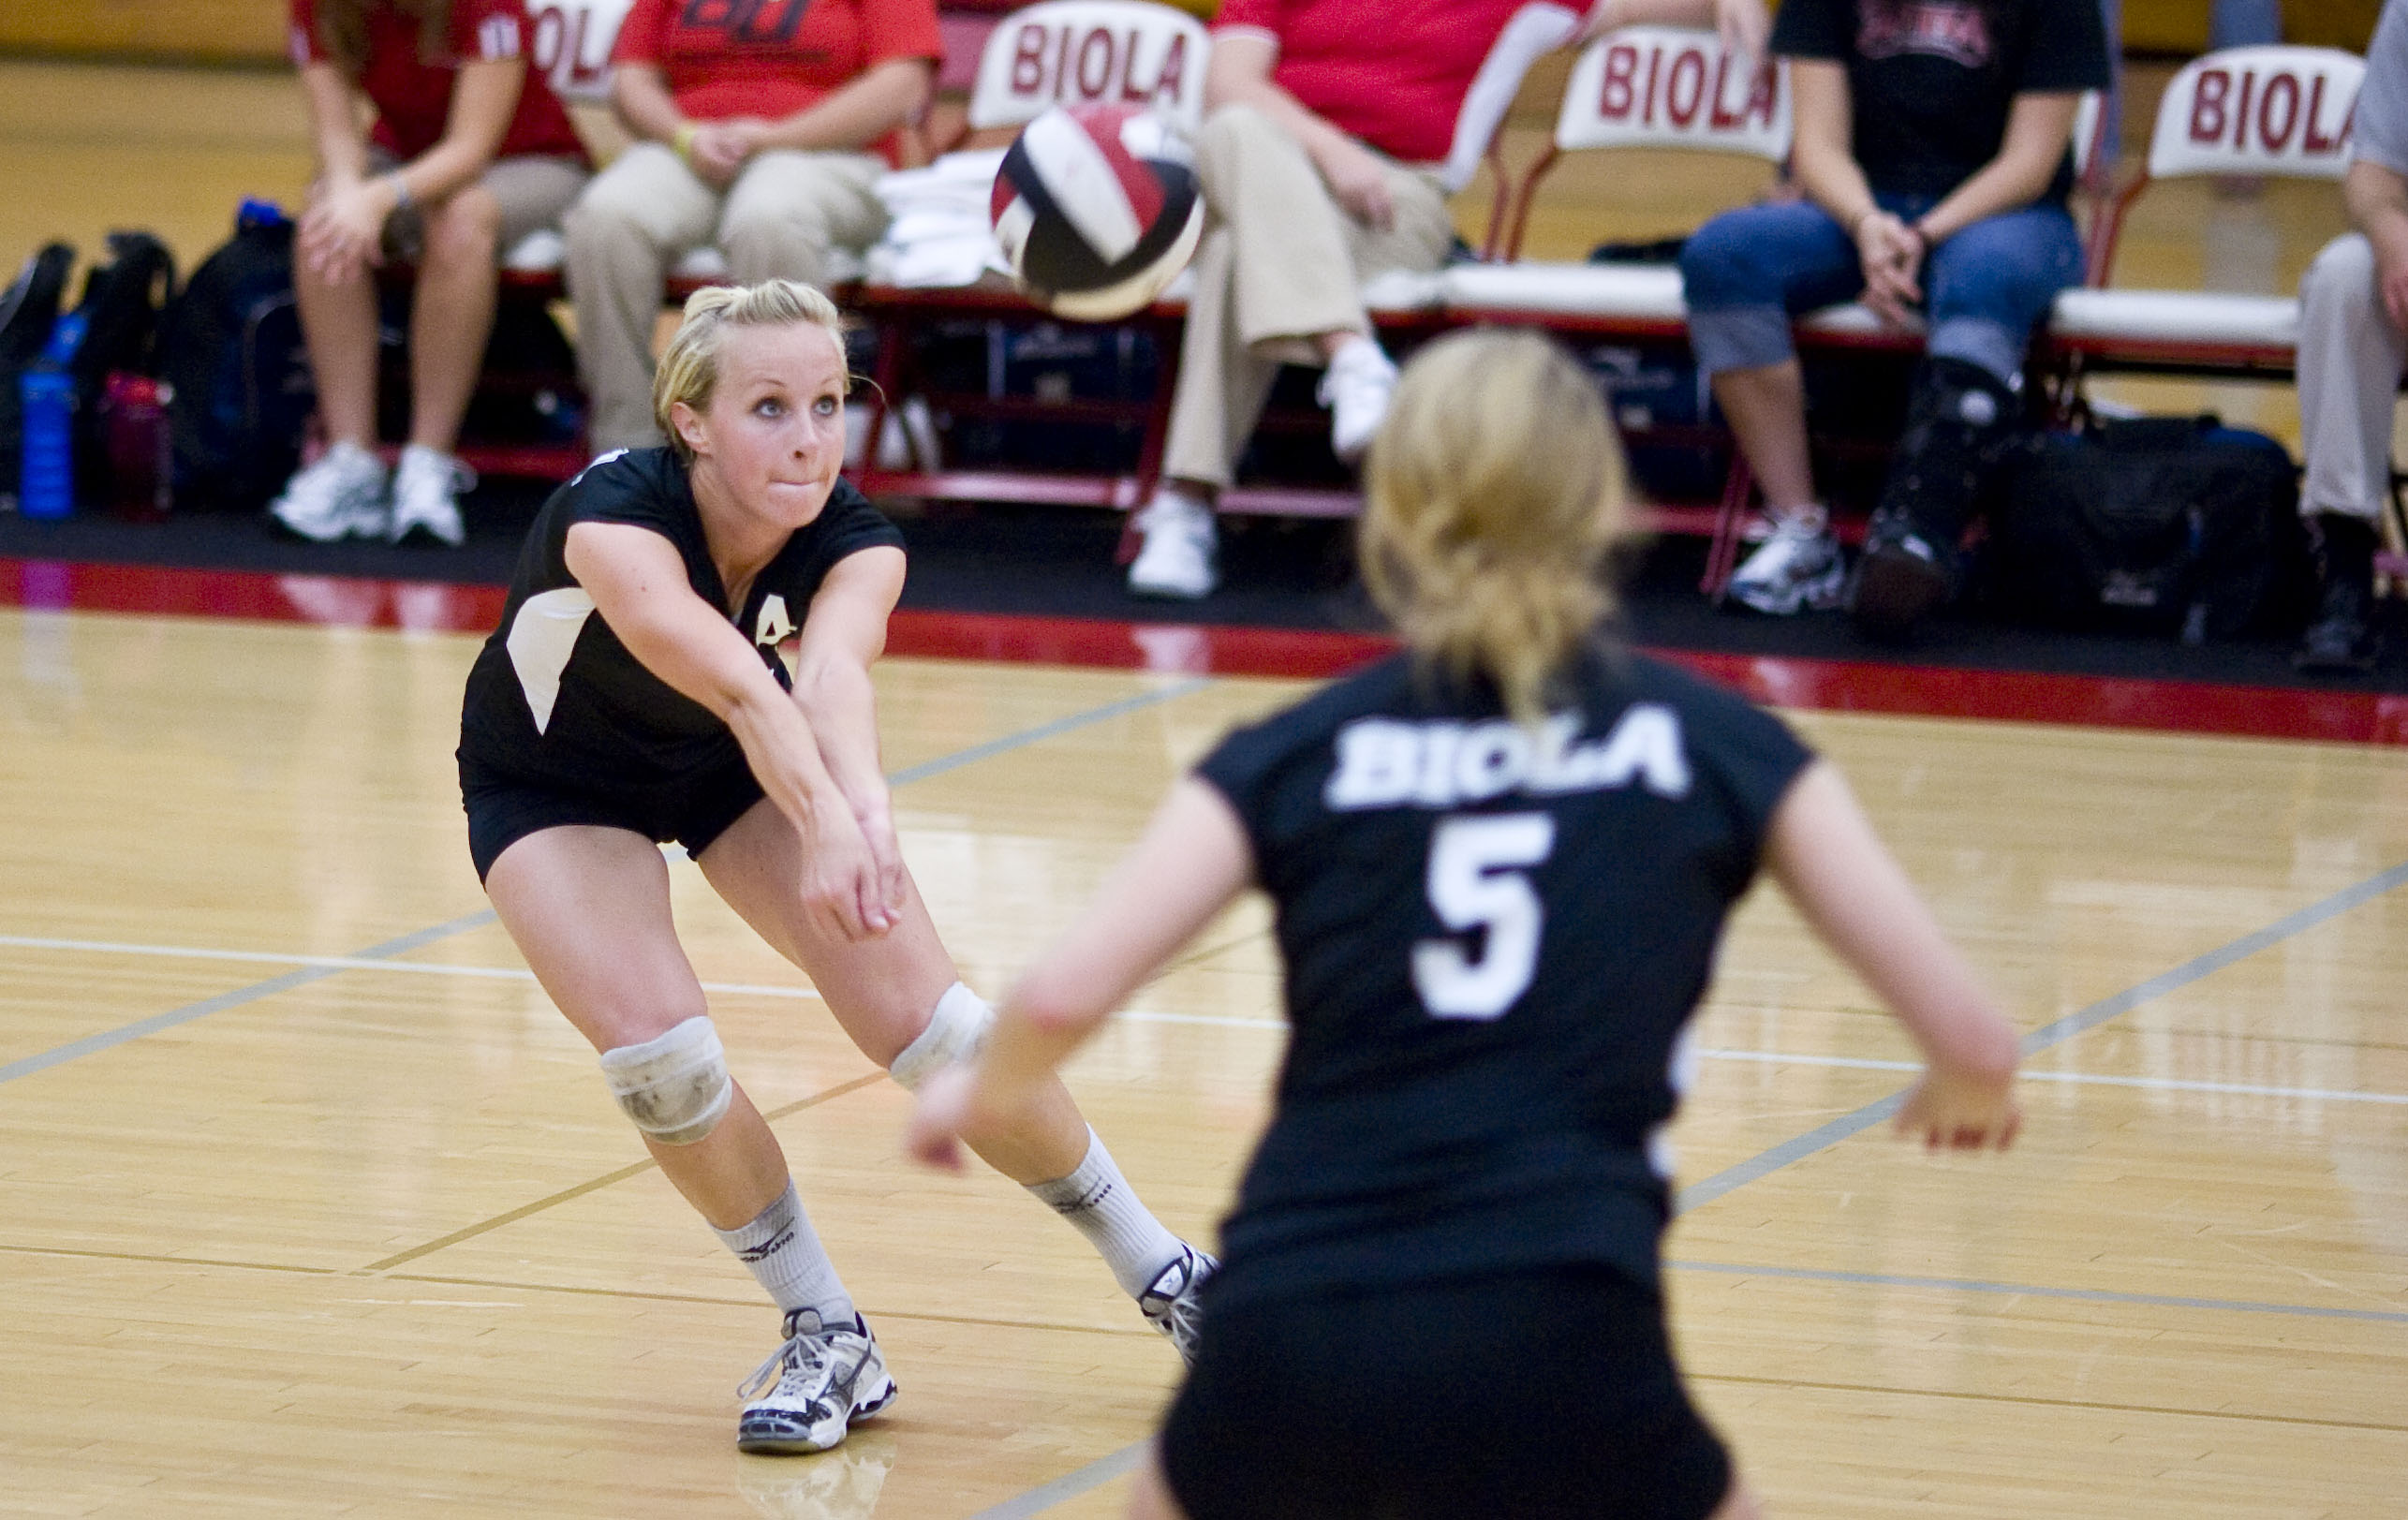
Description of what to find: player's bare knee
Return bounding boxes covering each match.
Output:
[886,981,994,1092]
[599,1013,732,1144]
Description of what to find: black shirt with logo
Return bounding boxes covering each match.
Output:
[1192,644,1813,1308]
[459,447,905,791]
[1773,0,2113,201]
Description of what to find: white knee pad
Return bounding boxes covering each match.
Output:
[600,1015,732,1145]
[888,982,996,1092]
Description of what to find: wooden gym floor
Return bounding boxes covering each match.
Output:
[1,590,2404,1519]
[1,53,2405,1520]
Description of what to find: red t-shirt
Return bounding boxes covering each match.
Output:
[289,0,586,163]
[1213,0,1526,164]
[613,0,942,159]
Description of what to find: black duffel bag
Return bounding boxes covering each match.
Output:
[1983,415,2314,642]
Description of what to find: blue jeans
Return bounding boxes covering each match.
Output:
[1679,194,2085,387]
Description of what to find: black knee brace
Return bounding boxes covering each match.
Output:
[1877,355,2021,557]
[1853,357,2023,637]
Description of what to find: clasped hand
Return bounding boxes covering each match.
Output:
[799,790,906,941]
[687,119,771,188]
[297,177,393,285]
[1854,210,1925,328]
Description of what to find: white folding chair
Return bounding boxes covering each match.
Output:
[2052,45,2365,375]
[965,0,1210,135]
[1444,26,1790,329]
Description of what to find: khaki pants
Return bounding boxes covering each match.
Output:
[2298,231,2407,524]
[565,141,886,450]
[1162,104,1455,490]
[362,148,588,261]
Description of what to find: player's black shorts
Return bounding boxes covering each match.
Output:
[1159,1264,1732,1520]
[459,752,766,881]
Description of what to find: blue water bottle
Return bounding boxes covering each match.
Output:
[19,309,87,521]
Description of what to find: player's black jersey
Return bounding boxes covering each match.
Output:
[458,448,905,790]
[1193,644,1813,1305]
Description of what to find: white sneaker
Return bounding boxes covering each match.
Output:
[1138,1245,1217,1365]
[736,1309,897,1455]
[389,445,473,547]
[1128,490,1218,599]
[1318,338,1398,464]
[268,441,388,542]
[1725,507,1846,615]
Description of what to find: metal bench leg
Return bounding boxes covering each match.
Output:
[1703,452,1755,602]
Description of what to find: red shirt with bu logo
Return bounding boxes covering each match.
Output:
[288,0,586,163]
[612,0,942,159]
[1211,0,1529,164]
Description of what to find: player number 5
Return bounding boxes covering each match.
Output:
[1413,813,1556,1020]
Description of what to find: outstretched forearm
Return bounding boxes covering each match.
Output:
[794,653,890,822]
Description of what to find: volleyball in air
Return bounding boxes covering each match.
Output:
[991,103,1204,322]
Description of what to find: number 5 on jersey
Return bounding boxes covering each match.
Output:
[1413,814,1556,1020]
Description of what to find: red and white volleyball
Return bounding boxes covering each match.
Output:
[991,103,1204,322]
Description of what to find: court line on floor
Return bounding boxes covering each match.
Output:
[1675,855,2408,1215]
[11,1237,2393,1341]
[977,856,2408,1518]
[971,1443,1151,1520]
[1687,1370,2408,1435]
[358,1071,887,1273]
[0,674,1211,1092]
[0,911,497,1087]
[13,935,2408,1111]
[1666,1259,2408,1324]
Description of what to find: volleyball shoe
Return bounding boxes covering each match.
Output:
[1138,1245,1218,1364]
[736,1308,897,1455]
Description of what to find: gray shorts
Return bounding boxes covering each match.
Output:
[362,147,588,262]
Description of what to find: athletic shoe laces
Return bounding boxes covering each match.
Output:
[740,1309,834,1400]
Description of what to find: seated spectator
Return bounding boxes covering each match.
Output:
[565,0,938,453]
[1680,0,2108,633]
[276,0,591,546]
[1126,0,1765,600]
[2295,0,2403,672]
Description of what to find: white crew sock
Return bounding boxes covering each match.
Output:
[715,1180,854,1325]
[1027,1129,1186,1299]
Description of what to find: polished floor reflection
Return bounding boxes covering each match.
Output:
[2,604,2402,1517]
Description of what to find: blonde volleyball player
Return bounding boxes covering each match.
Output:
[456,279,1212,1454]
[911,330,2022,1519]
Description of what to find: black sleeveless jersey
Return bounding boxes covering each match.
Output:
[457,448,905,790]
[1193,644,1813,1305]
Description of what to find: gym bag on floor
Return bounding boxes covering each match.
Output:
[1985,416,2313,642]
[160,201,316,510]
[67,230,177,490]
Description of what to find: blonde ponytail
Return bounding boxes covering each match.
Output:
[1358,329,1632,727]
